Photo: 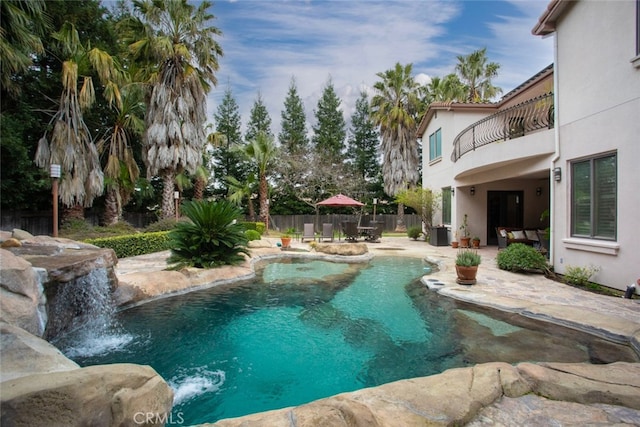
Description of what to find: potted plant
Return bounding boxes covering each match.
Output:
[459,214,471,248]
[472,236,480,248]
[451,231,459,248]
[280,227,295,248]
[455,249,481,284]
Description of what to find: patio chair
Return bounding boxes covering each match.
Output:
[320,223,334,242]
[342,221,359,242]
[368,221,383,242]
[301,223,315,242]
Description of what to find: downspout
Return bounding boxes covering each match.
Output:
[550,32,560,262]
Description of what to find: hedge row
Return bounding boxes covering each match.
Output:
[85,231,171,258]
[85,221,265,259]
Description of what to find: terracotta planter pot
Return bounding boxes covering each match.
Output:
[280,237,292,248]
[472,239,480,248]
[451,241,459,248]
[455,265,478,285]
[460,237,471,248]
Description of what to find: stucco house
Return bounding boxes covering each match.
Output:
[418,0,639,291]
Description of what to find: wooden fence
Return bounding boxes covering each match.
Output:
[1,211,421,237]
[0,211,157,236]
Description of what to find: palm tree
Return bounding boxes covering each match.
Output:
[34,22,119,220]
[226,174,257,221]
[97,85,145,225]
[370,62,423,231]
[426,73,467,103]
[455,48,502,102]
[242,131,278,232]
[121,0,223,219]
[0,0,49,96]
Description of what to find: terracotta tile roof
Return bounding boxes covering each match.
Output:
[532,0,574,36]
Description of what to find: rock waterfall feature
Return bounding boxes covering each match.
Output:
[1,232,174,426]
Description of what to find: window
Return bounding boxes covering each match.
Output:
[429,128,442,161]
[442,187,452,224]
[571,153,617,240]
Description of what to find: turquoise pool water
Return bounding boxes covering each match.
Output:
[56,256,638,425]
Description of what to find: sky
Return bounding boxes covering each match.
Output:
[205,0,554,135]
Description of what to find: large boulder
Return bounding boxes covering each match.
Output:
[0,321,78,383]
[114,264,254,307]
[0,249,46,336]
[12,228,34,241]
[316,243,368,256]
[1,363,174,427]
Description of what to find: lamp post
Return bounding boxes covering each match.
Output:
[174,191,180,220]
[50,164,61,237]
[373,198,378,221]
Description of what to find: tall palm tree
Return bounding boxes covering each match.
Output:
[34,22,119,220]
[370,62,422,231]
[455,48,502,102]
[242,131,278,232]
[121,0,223,219]
[0,0,49,96]
[194,129,226,201]
[97,85,145,225]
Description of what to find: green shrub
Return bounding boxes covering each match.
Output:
[240,221,266,235]
[455,249,481,266]
[85,231,170,258]
[407,226,422,240]
[497,243,548,273]
[167,200,249,269]
[245,229,261,241]
[564,264,600,286]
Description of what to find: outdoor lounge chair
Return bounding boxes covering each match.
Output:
[301,223,315,242]
[320,223,334,242]
[368,221,383,242]
[342,221,359,242]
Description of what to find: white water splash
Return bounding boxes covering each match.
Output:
[169,367,226,405]
[62,331,135,359]
[51,268,136,358]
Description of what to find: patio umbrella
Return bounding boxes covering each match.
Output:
[316,194,364,207]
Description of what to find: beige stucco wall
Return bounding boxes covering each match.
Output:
[422,110,490,231]
[552,0,640,290]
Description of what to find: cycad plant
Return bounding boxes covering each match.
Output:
[167,200,249,269]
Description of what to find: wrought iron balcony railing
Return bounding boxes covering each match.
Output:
[451,92,554,162]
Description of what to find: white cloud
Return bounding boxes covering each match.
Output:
[206,0,552,137]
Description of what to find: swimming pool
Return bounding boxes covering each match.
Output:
[56,256,638,425]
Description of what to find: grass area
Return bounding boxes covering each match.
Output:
[59,219,138,241]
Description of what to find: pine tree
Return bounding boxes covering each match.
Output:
[347,91,380,180]
[278,77,308,155]
[212,87,249,197]
[245,92,273,142]
[312,79,346,165]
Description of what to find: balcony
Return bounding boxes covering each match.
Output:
[451,92,554,162]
